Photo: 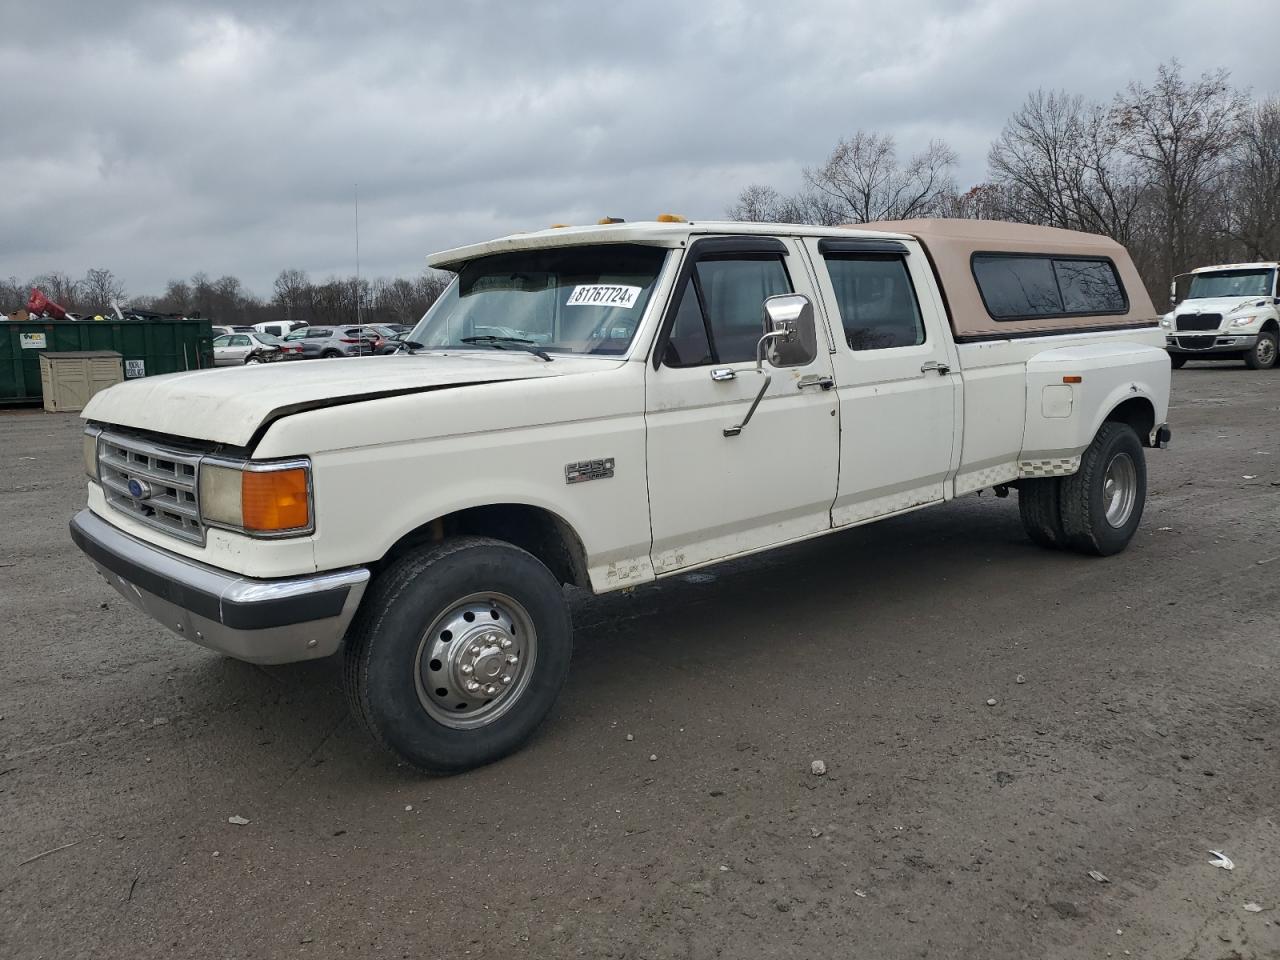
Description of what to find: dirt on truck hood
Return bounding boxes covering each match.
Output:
[82,351,619,448]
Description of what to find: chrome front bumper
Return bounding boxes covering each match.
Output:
[70,509,369,664]
[1166,333,1257,355]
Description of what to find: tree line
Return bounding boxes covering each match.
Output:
[729,61,1279,304]
[1,266,450,328]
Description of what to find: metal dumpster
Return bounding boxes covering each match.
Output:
[1,319,214,405]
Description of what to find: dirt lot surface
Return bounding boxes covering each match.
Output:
[1,364,1278,960]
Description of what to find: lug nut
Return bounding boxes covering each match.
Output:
[461,664,473,675]
[499,638,513,650]
[501,675,512,684]
[484,684,497,696]
[466,680,480,693]
[506,654,518,664]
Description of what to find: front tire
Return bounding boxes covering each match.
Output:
[343,537,572,773]
[1060,422,1146,556]
[1243,331,1278,370]
[1168,355,1187,370]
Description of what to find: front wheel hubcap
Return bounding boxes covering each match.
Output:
[415,593,537,729]
[1257,338,1276,366]
[1102,452,1138,528]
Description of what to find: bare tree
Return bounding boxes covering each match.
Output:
[988,91,1143,244]
[1223,98,1280,261]
[29,272,82,310]
[272,268,310,322]
[804,132,958,223]
[81,268,127,309]
[1113,61,1249,283]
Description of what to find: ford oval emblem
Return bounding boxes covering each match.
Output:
[127,478,153,500]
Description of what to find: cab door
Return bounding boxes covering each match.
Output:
[644,236,840,574]
[803,237,958,526]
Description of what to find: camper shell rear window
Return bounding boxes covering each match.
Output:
[971,253,1128,321]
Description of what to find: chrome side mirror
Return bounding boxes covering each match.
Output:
[724,293,819,438]
[762,294,817,368]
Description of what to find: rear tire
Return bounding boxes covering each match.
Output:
[1243,331,1277,370]
[1168,355,1187,369]
[1018,477,1067,549]
[321,349,343,359]
[343,537,573,773]
[1060,422,1146,556]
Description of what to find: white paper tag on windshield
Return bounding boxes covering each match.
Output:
[566,284,641,308]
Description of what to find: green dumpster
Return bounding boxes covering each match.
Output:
[0,319,214,405]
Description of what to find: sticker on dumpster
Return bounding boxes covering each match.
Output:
[125,360,145,378]
[19,333,46,349]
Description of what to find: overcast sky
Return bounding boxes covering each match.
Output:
[3,0,1277,298]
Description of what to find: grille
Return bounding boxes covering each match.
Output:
[1176,313,1221,331]
[1176,336,1217,350]
[98,433,205,544]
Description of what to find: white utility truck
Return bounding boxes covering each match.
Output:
[71,218,1171,772]
[1164,262,1280,369]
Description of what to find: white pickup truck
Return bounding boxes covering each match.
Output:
[72,218,1171,772]
[1163,261,1280,369]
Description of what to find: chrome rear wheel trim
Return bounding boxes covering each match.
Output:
[1102,452,1138,528]
[414,592,537,730]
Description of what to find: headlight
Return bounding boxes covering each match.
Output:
[200,458,312,536]
[1159,316,1172,329]
[1232,314,1257,327]
[83,426,101,480]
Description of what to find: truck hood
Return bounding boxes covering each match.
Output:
[82,351,623,448]
[1174,296,1268,316]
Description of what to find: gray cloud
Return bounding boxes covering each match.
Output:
[2,0,1276,296]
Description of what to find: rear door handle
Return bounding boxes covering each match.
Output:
[710,367,737,382]
[920,360,951,375]
[797,374,835,390]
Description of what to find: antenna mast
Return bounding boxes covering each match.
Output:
[354,182,362,324]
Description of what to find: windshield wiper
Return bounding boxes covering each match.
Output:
[459,335,553,361]
[392,340,426,354]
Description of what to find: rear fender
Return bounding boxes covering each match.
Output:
[1020,342,1170,469]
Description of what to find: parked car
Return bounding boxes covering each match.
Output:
[283,325,381,358]
[74,218,1170,774]
[1162,261,1279,369]
[253,320,309,339]
[212,331,299,365]
[211,325,234,337]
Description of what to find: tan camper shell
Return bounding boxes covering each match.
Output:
[861,219,1156,340]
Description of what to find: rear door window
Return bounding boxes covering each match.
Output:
[824,255,925,350]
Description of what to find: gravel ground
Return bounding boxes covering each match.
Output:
[1,363,1278,960]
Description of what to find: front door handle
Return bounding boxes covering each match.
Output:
[920,360,951,376]
[797,374,835,390]
[710,367,737,382]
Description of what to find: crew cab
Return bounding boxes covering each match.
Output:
[1163,262,1280,369]
[70,218,1171,772]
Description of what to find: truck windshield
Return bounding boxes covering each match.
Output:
[408,244,669,356]
[1186,269,1275,300]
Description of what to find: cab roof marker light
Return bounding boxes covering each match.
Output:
[656,213,687,223]
[549,223,571,229]
[597,217,625,224]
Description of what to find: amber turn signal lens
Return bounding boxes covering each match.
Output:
[1062,376,1083,384]
[241,468,309,532]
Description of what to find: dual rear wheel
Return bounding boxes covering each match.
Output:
[1019,422,1147,556]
